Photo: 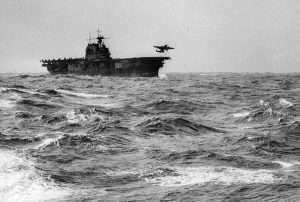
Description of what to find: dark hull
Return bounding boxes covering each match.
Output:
[43,57,169,77]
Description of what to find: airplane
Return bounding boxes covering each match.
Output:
[153,44,174,53]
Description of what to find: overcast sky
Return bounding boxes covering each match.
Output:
[0,0,299,73]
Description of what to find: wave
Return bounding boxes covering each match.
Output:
[57,109,106,130]
[142,99,208,115]
[2,73,300,200]
[0,87,21,93]
[56,89,110,98]
[15,74,31,79]
[0,85,26,93]
[0,87,35,95]
[0,132,69,151]
[33,133,94,151]
[144,166,279,187]
[272,160,300,169]
[233,96,295,123]
[0,149,70,202]
[15,111,36,119]
[29,133,93,166]
[17,99,62,109]
[15,107,105,127]
[254,121,300,155]
[159,149,279,169]
[0,132,41,146]
[33,127,135,156]
[136,117,225,135]
[37,89,61,96]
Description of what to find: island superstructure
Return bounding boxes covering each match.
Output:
[41,32,170,77]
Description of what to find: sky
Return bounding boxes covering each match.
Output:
[0,0,299,73]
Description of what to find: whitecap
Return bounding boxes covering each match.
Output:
[145,166,278,187]
[0,88,23,108]
[279,98,293,108]
[0,149,70,202]
[0,99,15,108]
[66,110,89,124]
[259,99,265,106]
[0,87,9,93]
[233,111,250,118]
[34,134,64,149]
[56,89,110,98]
[273,160,300,169]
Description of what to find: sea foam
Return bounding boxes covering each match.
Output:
[145,166,278,187]
[0,149,70,202]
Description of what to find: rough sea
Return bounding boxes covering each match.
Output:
[0,73,300,202]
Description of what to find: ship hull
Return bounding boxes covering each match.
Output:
[43,57,169,77]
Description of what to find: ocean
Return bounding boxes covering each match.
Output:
[0,73,299,202]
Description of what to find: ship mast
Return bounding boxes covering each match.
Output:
[97,29,101,38]
[88,33,92,44]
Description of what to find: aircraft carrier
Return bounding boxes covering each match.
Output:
[41,32,170,77]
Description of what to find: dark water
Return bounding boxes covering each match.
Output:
[0,73,300,202]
